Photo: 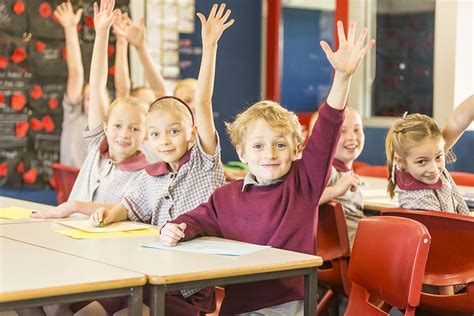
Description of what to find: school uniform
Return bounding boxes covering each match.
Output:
[327,158,365,248]
[169,102,344,315]
[396,151,471,216]
[60,95,88,168]
[99,135,225,316]
[68,125,148,203]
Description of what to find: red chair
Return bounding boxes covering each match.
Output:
[352,160,370,173]
[354,164,389,178]
[316,201,352,315]
[51,163,80,204]
[345,216,431,316]
[381,208,474,316]
[449,171,474,186]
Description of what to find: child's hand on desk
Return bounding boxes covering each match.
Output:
[334,173,361,195]
[160,223,187,246]
[31,202,74,219]
[89,206,114,226]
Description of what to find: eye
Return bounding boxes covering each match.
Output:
[276,143,287,149]
[252,143,263,150]
[131,127,140,132]
[435,154,443,161]
[150,132,159,137]
[354,128,362,133]
[415,160,426,165]
[170,129,180,135]
[113,124,121,129]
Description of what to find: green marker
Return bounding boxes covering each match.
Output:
[99,221,105,228]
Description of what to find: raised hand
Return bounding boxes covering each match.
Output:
[93,0,120,33]
[197,3,235,47]
[54,0,83,30]
[112,12,128,42]
[320,21,375,77]
[116,14,147,49]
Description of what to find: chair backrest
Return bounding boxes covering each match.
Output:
[345,217,431,316]
[316,201,352,296]
[51,163,80,204]
[355,165,389,178]
[381,208,474,287]
[352,160,370,173]
[449,171,474,186]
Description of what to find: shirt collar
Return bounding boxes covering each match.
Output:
[333,158,351,172]
[241,172,285,191]
[145,147,193,176]
[99,139,149,172]
[395,168,442,190]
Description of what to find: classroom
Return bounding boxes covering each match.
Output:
[1,0,473,315]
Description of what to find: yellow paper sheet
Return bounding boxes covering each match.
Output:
[0,207,34,219]
[53,228,160,239]
[55,219,151,233]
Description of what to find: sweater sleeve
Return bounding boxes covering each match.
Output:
[169,193,223,241]
[296,102,345,204]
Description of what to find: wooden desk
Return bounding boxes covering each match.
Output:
[0,237,145,314]
[0,221,323,316]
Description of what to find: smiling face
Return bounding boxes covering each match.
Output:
[335,109,365,168]
[396,136,445,184]
[237,118,297,184]
[104,102,147,162]
[147,108,195,172]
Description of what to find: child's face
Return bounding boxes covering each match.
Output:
[147,109,195,172]
[396,137,445,185]
[104,103,147,162]
[335,110,364,166]
[238,119,297,184]
[174,86,196,114]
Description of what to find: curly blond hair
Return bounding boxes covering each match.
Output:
[105,96,148,122]
[226,100,304,153]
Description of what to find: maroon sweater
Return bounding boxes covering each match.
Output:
[170,102,344,314]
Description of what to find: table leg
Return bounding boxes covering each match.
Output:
[150,285,166,316]
[127,286,143,316]
[304,268,317,316]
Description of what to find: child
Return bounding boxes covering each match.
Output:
[160,21,374,315]
[319,107,365,248]
[174,78,198,112]
[89,4,231,315]
[55,0,107,169]
[442,94,474,150]
[32,0,148,220]
[386,113,470,216]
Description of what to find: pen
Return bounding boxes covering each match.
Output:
[99,221,105,228]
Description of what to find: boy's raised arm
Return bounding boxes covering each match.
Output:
[321,21,375,110]
[54,1,84,103]
[194,3,234,155]
[113,12,131,98]
[442,94,474,150]
[88,0,119,130]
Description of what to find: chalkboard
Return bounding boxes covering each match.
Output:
[0,0,125,188]
[179,0,262,162]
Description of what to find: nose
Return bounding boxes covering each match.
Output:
[426,160,438,173]
[119,127,130,138]
[346,129,356,140]
[159,133,170,145]
[265,146,277,160]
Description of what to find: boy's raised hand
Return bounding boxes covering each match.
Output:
[160,223,187,246]
[118,14,147,49]
[197,3,235,47]
[93,0,120,33]
[320,21,375,77]
[54,0,83,30]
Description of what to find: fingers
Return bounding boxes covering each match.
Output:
[347,21,355,44]
[93,2,98,17]
[360,39,376,58]
[319,41,334,62]
[161,223,185,242]
[196,12,206,26]
[89,207,105,226]
[215,3,226,19]
[76,8,83,19]
[336,20,346,44]
[354,27,368,50]
[208,3,218,19]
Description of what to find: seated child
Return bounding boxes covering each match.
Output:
[32,0,148,219]
[386,113,471,216]
[160,21,374,315]
[88,3,232,315]
[319,107,365,248]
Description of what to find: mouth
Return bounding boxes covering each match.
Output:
[343,144,358,151]
[160,149,176,154]
[116,140,131,148]
[261,163,280,168]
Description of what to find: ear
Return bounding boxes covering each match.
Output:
[236,144,247,163]
[103,122,108,136]
[394,154,405,170]
[188,126,197,148]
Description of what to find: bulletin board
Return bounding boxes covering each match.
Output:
[0,0,128,188]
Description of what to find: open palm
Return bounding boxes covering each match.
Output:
[320,21,375,76]
[93,0,119,33]
[197,3,234,46]
[54,1,83,29]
